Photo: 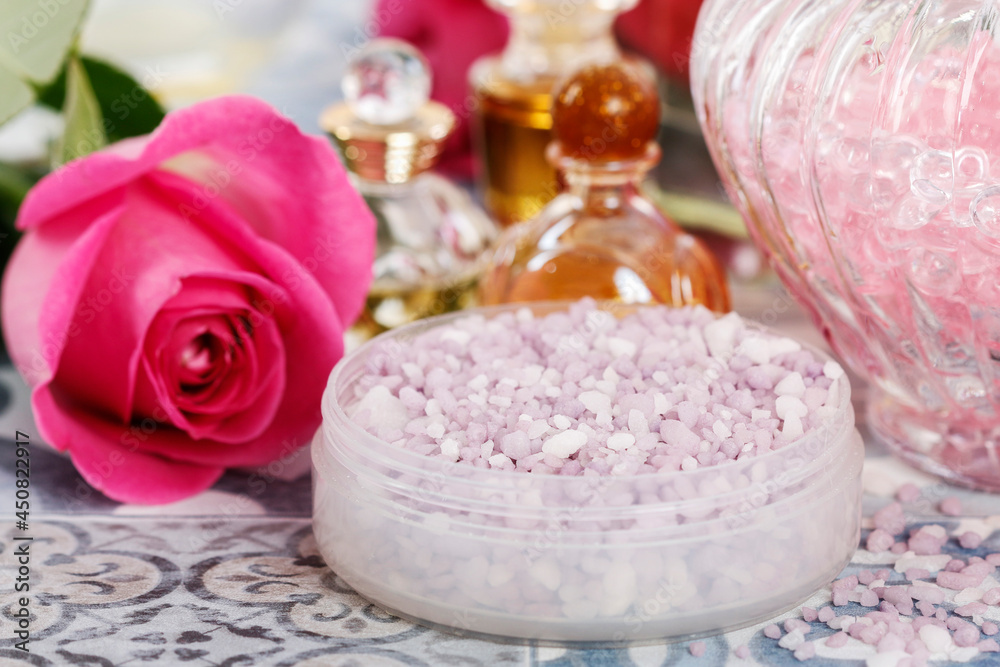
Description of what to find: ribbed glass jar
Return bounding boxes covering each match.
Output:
[692,0,1000,490]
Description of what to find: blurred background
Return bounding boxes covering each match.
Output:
[0,0,757,276]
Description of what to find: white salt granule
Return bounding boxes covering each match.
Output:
[606,433,635,451]
[775,395,808,420]
[440,438,460,461]
[774,372,806,397]
[542,431,588,458]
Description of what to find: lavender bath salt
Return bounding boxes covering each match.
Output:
[351,299,843,475]
[312,300,863,642]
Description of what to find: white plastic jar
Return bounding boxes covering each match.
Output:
[313,303,863,643]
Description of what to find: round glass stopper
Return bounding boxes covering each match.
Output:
[552,62,660,162]
[342,38,431,125]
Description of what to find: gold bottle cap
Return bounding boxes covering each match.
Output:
[319,38,454,184]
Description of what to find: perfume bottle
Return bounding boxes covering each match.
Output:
[321,39,498,339]
[470,0,639,227]
[479,62,730,311]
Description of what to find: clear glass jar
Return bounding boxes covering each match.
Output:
[692,0,1000,489]
[470,0,638,227]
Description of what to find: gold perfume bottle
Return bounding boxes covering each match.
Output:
[321,39,498,340]
[479,62,730,311]
[470,0,639,227]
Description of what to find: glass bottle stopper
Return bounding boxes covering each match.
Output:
[320,38,454,183]
[342,38,432,125]
[551,61,660,163]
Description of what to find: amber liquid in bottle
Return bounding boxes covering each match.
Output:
[353,276,480,340]
[474,72,560,227]
[479,179,730,310]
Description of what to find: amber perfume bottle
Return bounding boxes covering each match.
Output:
[479,62,730,310]
[470,0,639,227]
[321,39,498,339]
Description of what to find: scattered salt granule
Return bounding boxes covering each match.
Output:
[689,641,706,657]
[940,497,963,516]
[785,618,811,634]
[734,645,750,659]
[960,531,984,549]
[352,300,835,475]
[792,641,815,661]
[980,639,1000,652]
[771,526,1000,662]
[908,525,948,555]
[873,502,906,536]
[866,529,895,553]
[896,482,921,503]
[825,632,849,648]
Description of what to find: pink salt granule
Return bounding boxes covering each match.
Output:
[352,301,839,476]
[734,644,750,659]
[866,528,895,553]
[960,531,984,549]
[980,639,1000,652]
[896,483,922,503]
[825,632,848,648]
[873,502,906,536]
[940,497,963,516]
[689,641,706,657]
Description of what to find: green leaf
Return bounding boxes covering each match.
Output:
[37,55,165,143]
[53,56,106,167]
[0,161,34,203]
[0,62,35,124]
[0,0,88,84]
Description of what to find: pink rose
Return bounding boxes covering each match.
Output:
[1,95,375,504]
[616,0,705,80]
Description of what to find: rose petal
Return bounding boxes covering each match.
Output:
[32,385,223,504]
[2,201,124,388]
[17,95,375,327]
